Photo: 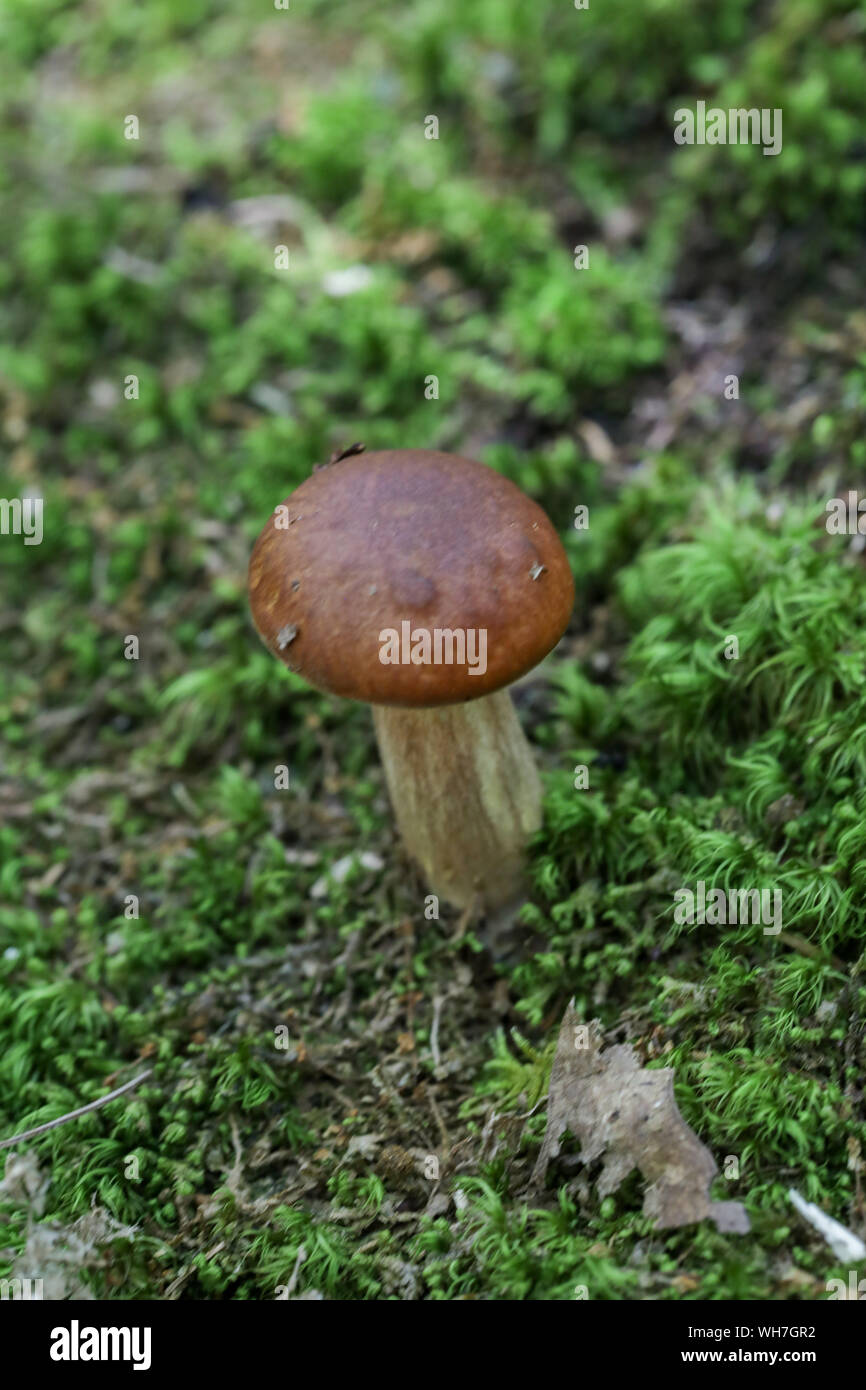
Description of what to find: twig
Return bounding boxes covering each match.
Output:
[787,1187,866,1262]
[427,1087,450,1151]
[286,1246,307,1298]
[429,994,444,1070]
[0,1070,153,1151]
[516,1096,549,1120]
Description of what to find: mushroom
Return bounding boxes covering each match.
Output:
[247,448,574,909]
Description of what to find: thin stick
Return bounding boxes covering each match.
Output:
[0,1070,152,1151]
[429,994,444,1070]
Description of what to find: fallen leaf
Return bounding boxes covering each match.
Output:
[531,1005,750,1235]
[0,1151,138,1299]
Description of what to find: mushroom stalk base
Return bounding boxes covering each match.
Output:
[372,690,543,911]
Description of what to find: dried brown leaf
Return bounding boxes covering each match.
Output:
[531,1005,750,1234]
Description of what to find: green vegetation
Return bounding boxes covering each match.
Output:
[0,0,864,1300]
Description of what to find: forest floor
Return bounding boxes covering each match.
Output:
[1,0,865,1299]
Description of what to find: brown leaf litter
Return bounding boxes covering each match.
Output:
[531,1004,750,1235]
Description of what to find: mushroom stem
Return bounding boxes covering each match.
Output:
[372,690,543,910]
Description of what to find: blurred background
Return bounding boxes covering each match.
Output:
[1,0,865,1301]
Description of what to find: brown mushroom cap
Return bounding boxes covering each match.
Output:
[248,449,574,707]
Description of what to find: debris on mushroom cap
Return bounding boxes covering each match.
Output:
[247,449,574,708]
[315,441,367,471]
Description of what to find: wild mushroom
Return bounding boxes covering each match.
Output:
[247,448,573,909]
